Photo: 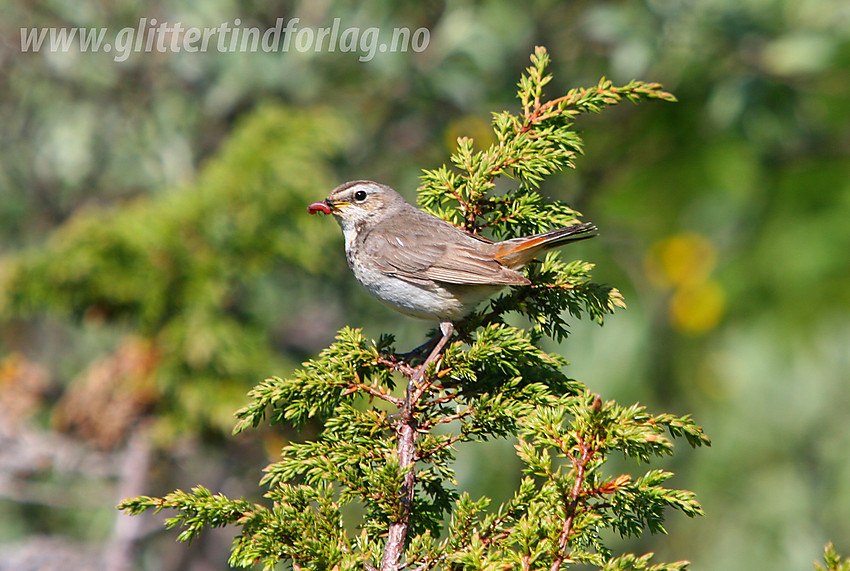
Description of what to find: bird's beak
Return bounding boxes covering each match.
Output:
[307,199,333,215]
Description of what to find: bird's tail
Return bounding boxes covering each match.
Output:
[493,222,597,268]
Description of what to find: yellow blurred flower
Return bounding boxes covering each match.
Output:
[669,279,726,335]
[646,233,726,334]
[646,233,717,289]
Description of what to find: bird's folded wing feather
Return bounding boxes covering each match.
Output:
[367,227,529,286]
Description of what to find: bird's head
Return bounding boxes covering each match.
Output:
[308,180,406,228]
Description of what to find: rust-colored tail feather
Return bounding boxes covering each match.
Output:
[494,222,597,268]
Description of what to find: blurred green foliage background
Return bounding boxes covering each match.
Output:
[0,0,848,569]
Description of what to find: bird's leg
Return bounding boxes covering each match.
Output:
[399,322,452,405]
[420,322,454,379]
[407,322,454,397]
[431,321,455,364]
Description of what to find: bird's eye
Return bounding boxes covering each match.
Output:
[353,190,368,202]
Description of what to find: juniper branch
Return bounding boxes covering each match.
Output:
[381,324,454,571]
[116,46,705,571]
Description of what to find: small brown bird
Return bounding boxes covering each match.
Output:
[308,181,595,342]
[308,180,596,346]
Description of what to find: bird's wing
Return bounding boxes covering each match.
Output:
[365,223,529,286]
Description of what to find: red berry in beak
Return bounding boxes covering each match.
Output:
[308,201,332,215]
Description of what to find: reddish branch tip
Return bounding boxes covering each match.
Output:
[308,201,331,215]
